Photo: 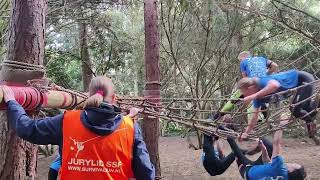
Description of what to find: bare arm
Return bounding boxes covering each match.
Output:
[245,108,260,134]
[271,128,283,159]
[254,80,280,99]
[260,140,271,163]
[216,140,225,158]
[128,107,141,121]
[243,79,280,105]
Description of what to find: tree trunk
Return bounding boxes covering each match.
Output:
[0,0,46,179]
[79,22,93,91]
[143,0,161,178]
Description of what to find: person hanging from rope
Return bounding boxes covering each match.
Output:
[1,76,155,180]
[213,51,278,120]
[202,113,275,177]
[201,134,236,176]
[227,121,307,180]
[47,107,142,180]
[201,116,239,176]
[237,69,318,140]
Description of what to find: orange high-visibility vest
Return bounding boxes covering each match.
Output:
[60,110,135,180]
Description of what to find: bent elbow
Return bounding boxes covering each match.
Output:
[270,81,280,90]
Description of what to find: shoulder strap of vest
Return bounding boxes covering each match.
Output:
[63,110,81,125]
[123,115,134,126]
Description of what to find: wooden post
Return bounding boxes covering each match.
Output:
[79,22,93,91]
[143,0,161,178]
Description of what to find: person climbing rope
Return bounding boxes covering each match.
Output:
[201,133,236,176]
[213,51,278,120]
[227,121,307,180]
[237,69,318,140]
[201,115,272,176]
[239,51,279,78]
[2,76,155,180]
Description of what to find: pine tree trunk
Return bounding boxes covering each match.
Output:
[0,0,46,179]
[79,22,93,91]
[143,0,161,178]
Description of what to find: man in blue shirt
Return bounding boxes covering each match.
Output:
[214,51,278,121]
[227,121,306,180]
[237,70,318,140]
[238,51,279,122]
[238,51,278,78]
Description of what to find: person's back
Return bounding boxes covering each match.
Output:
[239,51,278,78]
[60,110,135,180]
[241,56,269,78]
[2,76,155,180]
[257,70,299,92]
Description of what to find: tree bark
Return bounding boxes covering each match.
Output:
[143,0,161,178]
[79,22,93,91]
[0,0,46,179]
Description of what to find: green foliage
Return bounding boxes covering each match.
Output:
[3,0,320,139]
[45,2,145,94]
[45,50,82,90]
[160,120,185,137]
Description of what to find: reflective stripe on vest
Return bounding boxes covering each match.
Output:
[60,110,135,180]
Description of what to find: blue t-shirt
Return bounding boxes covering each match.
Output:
[248,155,288,180]
[240,56,269,78]
[253,70,299,108]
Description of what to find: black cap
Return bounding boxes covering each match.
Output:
[288,166,306,180]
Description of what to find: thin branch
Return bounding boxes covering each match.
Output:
[272,0,320,23]
[219,3,320,45]
[249,31,284,49]
[160,1,195,95]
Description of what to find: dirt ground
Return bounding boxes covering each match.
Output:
[37,136,320,180]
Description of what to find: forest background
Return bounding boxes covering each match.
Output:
[0,0,319,178]
[1,0,320,140]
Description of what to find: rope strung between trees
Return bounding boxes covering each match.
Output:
[5,76,315,141]
[2,59,319,140]
[117,80,320,140]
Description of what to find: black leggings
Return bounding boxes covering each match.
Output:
[227,137,273,178]
[291,71,317,123]
[202,135,235,176]
[48,168,58,180]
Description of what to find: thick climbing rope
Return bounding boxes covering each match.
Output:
[117,80,320,140]
[2,60,318,140]
[1,60,45,71]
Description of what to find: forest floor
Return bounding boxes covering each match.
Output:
[37,136,320,180]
